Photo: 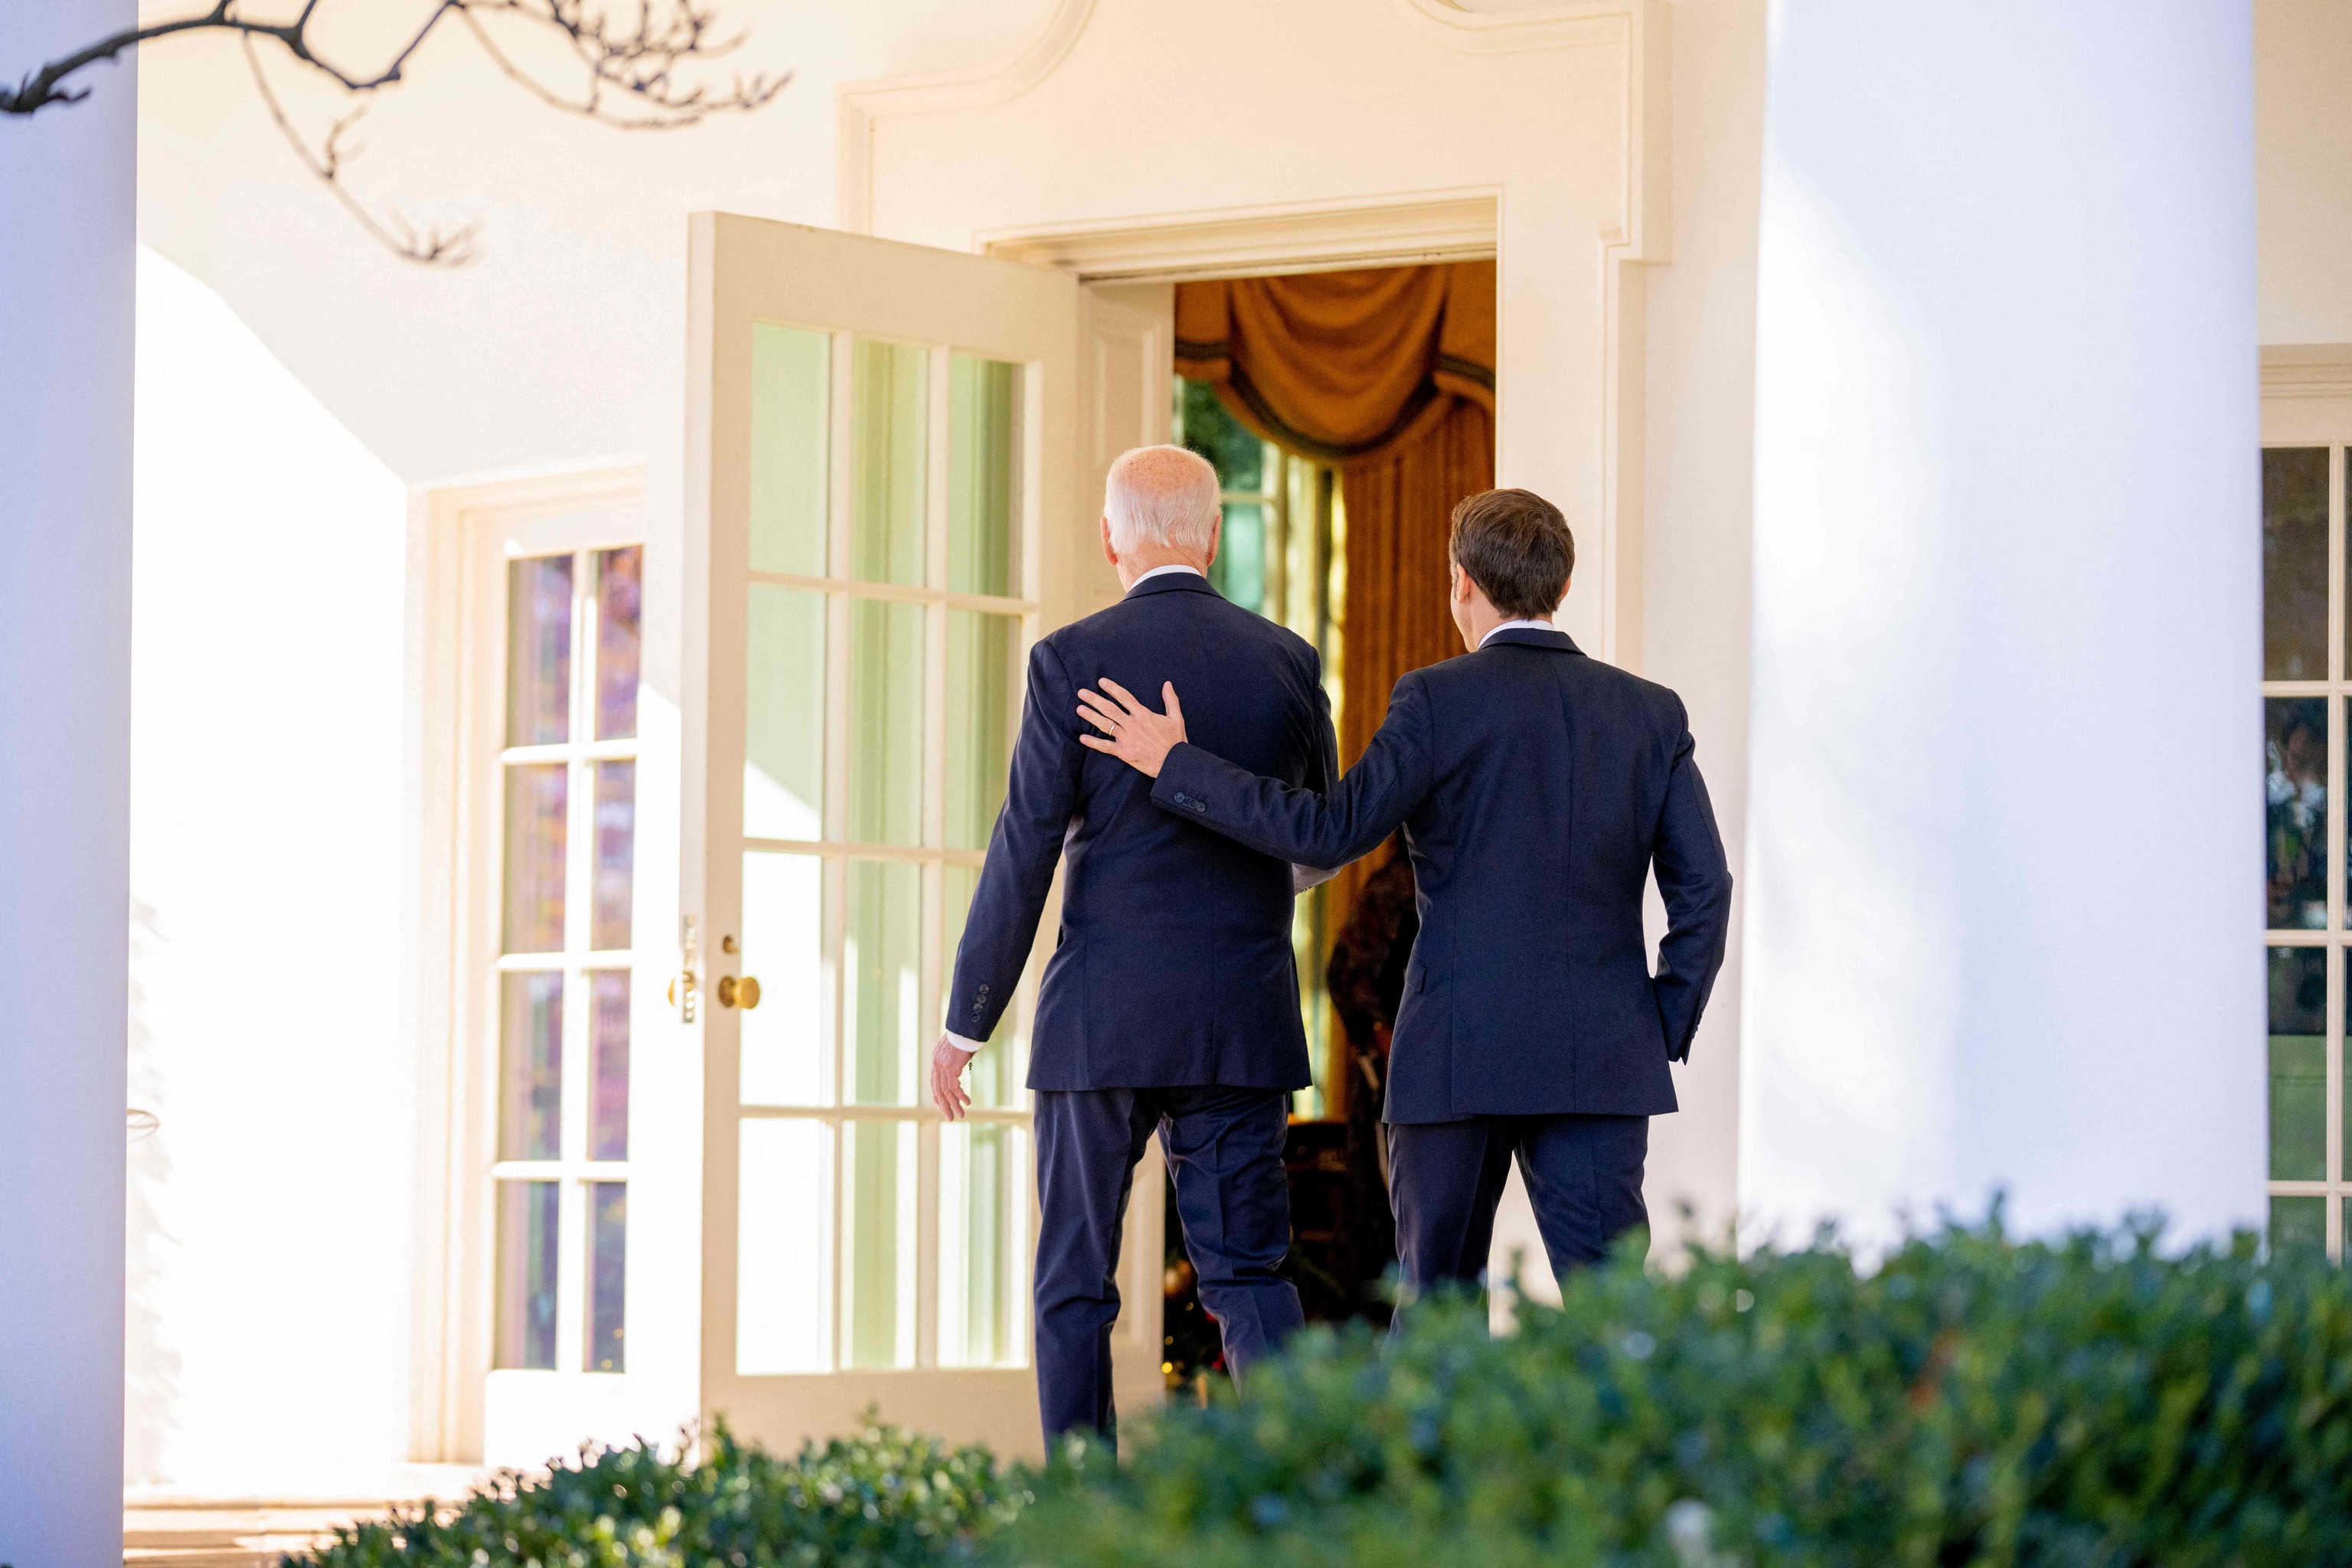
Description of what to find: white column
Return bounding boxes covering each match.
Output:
[0,2,135,1563]
[1742,2,2264,1243]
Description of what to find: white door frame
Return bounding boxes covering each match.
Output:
[410,466,648,1463]
[988,201,1636,1311]
[977,188,1500,284]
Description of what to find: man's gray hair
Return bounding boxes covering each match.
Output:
[1105,445,1220,555]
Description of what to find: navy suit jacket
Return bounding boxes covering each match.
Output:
[1153,627,1732,1123]
[947,572,1336,1091]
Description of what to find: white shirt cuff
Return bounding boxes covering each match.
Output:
[1292,862,1338,893]
[946,1031,985,1054]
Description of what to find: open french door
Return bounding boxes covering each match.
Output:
[684,213,1168,1458]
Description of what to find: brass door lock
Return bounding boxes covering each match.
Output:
[717,975,761,1009]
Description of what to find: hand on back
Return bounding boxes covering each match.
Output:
[1076,678,1188,777]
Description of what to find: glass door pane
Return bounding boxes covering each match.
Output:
[740,852,828,1106]
[2265,697,2327,931]
[846,860,921,1106]
[737,1119,833,1374]
[588,1182,628,1373]
[2272,1194,2328,1254]
[591,761,635,950]
[751,325,831,577]
[503,766,569,952]
[499,972,564,1161]
[746,586,826,841]
[848,599,924,845]
[508,556,574,745]
[589,972,630,1161]
[946,612,1019,851]
[851,340,928,586]
[2264,448,2328,681]
[1211,502,1269,611]
[495,1180,562,1370]
[949,354,1021,596]
[2268,946,2326,1182]
[939,1122,1024,1367]
[595,547,644,740]
[843,1119,917,1368]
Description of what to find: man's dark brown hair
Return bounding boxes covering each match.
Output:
[1448,488,1575,620]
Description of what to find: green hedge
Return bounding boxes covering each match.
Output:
[296,1423,1015,1567]
[1013,1217,2352,1566]
[292,1217,2352,1568]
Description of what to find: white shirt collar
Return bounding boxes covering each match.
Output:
[1130,563,1206,587]
[1479,618,1559,647]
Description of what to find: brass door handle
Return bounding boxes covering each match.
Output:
[717,975,761,1009]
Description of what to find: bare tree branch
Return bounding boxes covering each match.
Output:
[3,2,789,263]
[6,2,458,116]
[241,34,480,268]
[2,2,239,115]
[4,1,786,119]
[457,4,788,129]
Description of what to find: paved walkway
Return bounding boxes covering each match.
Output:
[125,1469,490,1566]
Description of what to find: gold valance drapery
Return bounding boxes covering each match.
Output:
[1173,263,1494,472]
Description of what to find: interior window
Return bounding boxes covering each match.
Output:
[2261,446,2344,1259]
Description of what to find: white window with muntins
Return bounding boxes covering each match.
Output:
[492,541,645,1373]
[2262,443,2347,1259]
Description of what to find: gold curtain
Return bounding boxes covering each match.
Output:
[1175,262,1495,920]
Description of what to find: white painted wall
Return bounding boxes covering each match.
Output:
[128,246,413,1489]
[1742,1,2264,1246]
[2,2,136,1560]
[1635,0,1766,1250]
[2257,0,2352,345]
[136,0,1050,488]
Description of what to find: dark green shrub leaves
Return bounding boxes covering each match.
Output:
[292,1217,2352,1567]
[1007,1217,2352,1568]
[293,1422,1017,1568]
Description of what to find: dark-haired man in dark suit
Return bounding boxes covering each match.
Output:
[934,444,1332,1446]
[1074,488,1733,1298]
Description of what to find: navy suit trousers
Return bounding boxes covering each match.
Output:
[1387,1113,1650,1295]
[1033,1085,1304,1446]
